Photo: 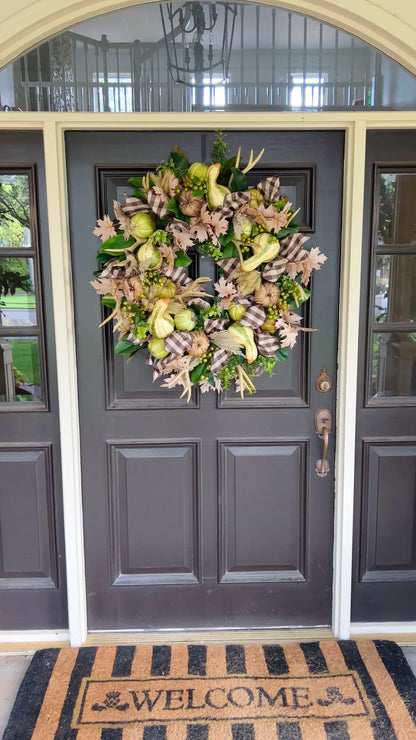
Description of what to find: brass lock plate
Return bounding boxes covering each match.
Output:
[315,366,332,393]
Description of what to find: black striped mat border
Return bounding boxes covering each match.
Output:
[4,640,416,739]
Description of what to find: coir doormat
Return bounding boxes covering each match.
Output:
[4,641,416,739]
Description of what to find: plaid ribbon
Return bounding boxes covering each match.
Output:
[214,191,251,220]
[257,175,280,204]
[240,304,266,329]
[211,348,229,375]
[262,233,310,282]
[279,233,310,261]
[124,251,140,277]
[99,258,123,278]
[164,331,193,355]
[147,189,169,218]
[262,257,287,282]
[217,257,240,278]
[160,264,188,286]
[204,318,229,333]
[127,334,147,347]
[146,353,175,380]
[122,195,152,216]
[255,331,280,358]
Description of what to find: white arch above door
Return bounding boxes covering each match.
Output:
[1,0,416,78]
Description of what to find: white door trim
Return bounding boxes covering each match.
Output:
[1,111,415,646]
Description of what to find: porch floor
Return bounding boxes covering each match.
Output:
[2,647,416,735]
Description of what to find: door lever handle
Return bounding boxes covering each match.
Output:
[315,409,332,478]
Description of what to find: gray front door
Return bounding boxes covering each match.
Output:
[66,130,344,631]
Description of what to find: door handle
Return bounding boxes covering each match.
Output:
[315,409,332,478]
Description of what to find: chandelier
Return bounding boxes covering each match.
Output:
[160,2,237,87]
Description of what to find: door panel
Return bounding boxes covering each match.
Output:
[0,132,67,628]
[352,130,416,621]
[66,130,344,630]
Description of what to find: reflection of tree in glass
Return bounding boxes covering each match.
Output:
[0,175,30,248]
[378,174,395,244]
[0,259,32,300]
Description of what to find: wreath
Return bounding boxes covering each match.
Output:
[91,133,327,400]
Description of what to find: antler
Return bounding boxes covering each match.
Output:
[242,148,265,174]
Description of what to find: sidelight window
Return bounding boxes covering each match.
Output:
[0,169,47,407]
[368,169,416,403]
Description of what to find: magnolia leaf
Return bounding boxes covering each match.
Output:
[170,149,189,174]
[190,361,208,384]
[99,234,135,255]
[128,176,143,187]
[174,250,192,267]
[221,242,239,258]
[101,297,116,308]
[275,347,289,361]
[166,198,181,218]
[229,167,247,192]
[115,338,139,356]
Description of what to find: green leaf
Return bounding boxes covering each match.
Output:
[174,250,193,267]
[128,176,143,187]
[170,150,189,174]
[166,197,181,218]
[190,361,207,384]
[101,297,116,308]
[192,189,205,197]
[275,348,289,362]
[277,224,300,238]
[115,338,140,356]
[99,234,135,255]
[221,242,238,258]
[229,167,247,192]
[130,189,146,202]
[218,227,234,246]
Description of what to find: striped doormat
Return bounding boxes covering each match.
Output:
[4,641,416,739]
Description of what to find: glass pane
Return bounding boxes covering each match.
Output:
[0,257,37,326]
[371,332,416,398]
[1,3,416,112]
[377,172,416,245]
[0,174,31,248]
[375,254,416,323]
[0,336,42,403]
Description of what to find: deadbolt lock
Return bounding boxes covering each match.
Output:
[315,366,332,393]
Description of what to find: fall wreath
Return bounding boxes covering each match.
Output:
[91,134,326,400]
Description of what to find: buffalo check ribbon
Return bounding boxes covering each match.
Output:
[217,257,240,279]
[255,330,280,357]
[262,232,310,282]
[210,348,229,375]
[145,353,176,380]
[215,191,250,220]
[203,318,229,333]
[257,175,281,204]
[147,189,169,218]
[164,331,193,355]
[239,304,266,329]
[160,264,188,286]
[122,195,152,216]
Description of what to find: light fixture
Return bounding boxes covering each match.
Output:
[160,2,237,88]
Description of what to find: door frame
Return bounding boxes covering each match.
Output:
[1,111,416,647]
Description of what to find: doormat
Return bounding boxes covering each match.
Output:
[4,641,416,739]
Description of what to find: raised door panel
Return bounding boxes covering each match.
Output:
[0,444,58,589]
[109,441,200,585]
[360,440,416,582]
[219,440,308,582]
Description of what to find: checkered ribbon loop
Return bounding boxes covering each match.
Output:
[164,331,193,355]
[122,195,152,217]
[99,258,123,279]
[160,264,188,286]
[214,191,251,220]
[279,233,310,261]
[257,176,281,204]
[127,334,147,347]
[217,258,240,279]
[146,353,175,380]
[204,319,229,334]
[147,189,169,218]
[211,348,229,375]
[255,330,280,358]
[239,304,266,329]
[262,256,287,282]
